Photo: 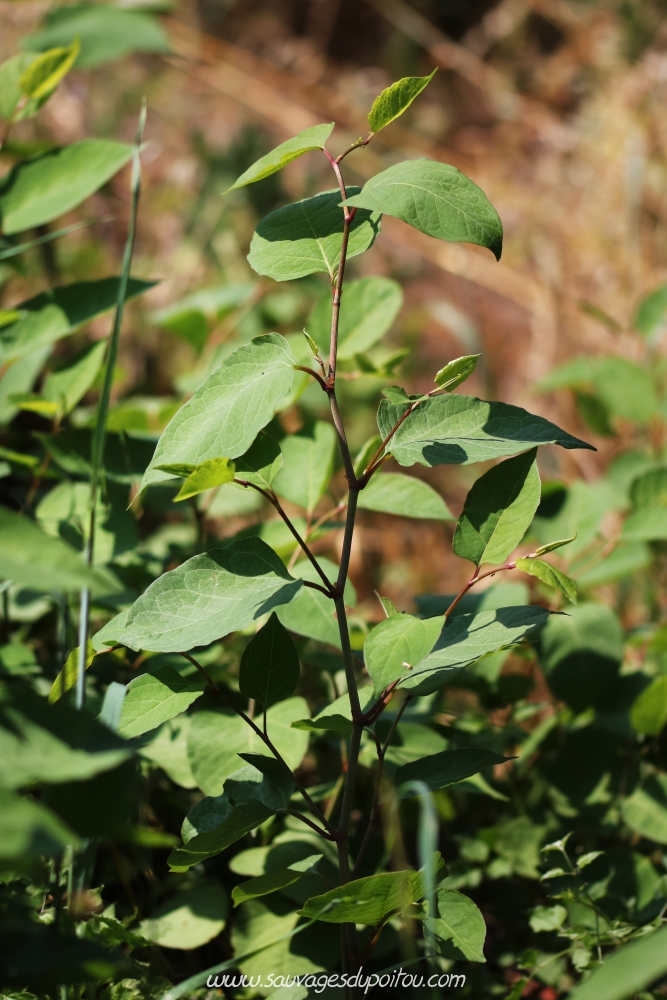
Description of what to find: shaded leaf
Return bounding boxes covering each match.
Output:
[239,613,300,709]
[453,450,540,566]
[0,277,155,366]
[0,140,133,234]
[291,688,375,737]
[630,674,667,736]
[358,472,452,520]
[516,557,578,604]
[41,340,107,417]
[377,395,593,468]
[226,123,334,191]
[0,506,119,595]
[140,334,295,492]
[621,776,667,845]
[235,431,283,490]
[276,558,355,649]
[232,855,322,907]
[140,885,228,950]
[273,421,336,514]
[247,188,381,282]
[634,284,667,336]
[188,698,309,795]
[344,159,503,260]
[368,70,437,132]
[401,606,550,696]
[0,787,75,860]
[117,538,303,653]
[307,277,403,359]
[298,863,439,925]
[396,747,514,792]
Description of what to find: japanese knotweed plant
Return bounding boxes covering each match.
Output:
[88,72,594,984]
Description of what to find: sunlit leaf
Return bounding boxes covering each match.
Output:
[359,472,452,520]
[434,353,481,391]
[226,123,334,191]
[307,277,403,359]
[516,557,577,604]
[117,667,206,739]
[273,421,336,514]
[368,70,437,132]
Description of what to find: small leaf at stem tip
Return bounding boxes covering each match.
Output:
[225,122,335,192]
[534,535,577,556]
[156,463,196,478]
[18,38,80,101]
[576,850,603,870]
[434,353,481,392]
[377,593,400,617]
[368,69,438,133]
[515,557,578,605]
[381,384,421,404]
[172,458,236,502]
[302,329,321,359]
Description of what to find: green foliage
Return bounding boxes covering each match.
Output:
[23,4,171,68]
[238,613,300,709]
[377,394,593,467]
[226,123,334,190]
[117,539,303,652]
[247,188,381,281]
[4,50,667,1000]
[453,449,540,566]
[345,159,503,259]
[368,70,438,132]
[0,140,134,234]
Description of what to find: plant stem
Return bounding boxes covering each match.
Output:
[444,562,518,618]
[178,651,337,839]
[235,479,334,595]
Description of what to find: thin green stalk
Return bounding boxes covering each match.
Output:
[75,103,146,710]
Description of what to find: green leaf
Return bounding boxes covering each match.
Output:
[368,70,437,132]
[298,867,431,925]
[41,339,107,417]
[152,282,255,351]
[401,605,550,696]
[0,53,36,121]
[344,159,503,260]
[139,717,197,789]
[116,538,303,653]
[395,747,514,792]
[0,687,132,789]
[634,284,667,336]
[117,666,206,739]
[630,674,667,735]
[538,356,658,426]
[226,123,334,191]
[232,855,322,907]
[18,39,79,101]
[140,885,228,950]
[307,277,403,359]
[576,542,652,587]
[188,698,310,795]
[172,458,235,502]
[48,640,95,703]
[23,4,171,69]
[0,277,156,365]
[568,924,667,1000]
[247,188,381,282]
[364,613,443,694]
[529,905,568,933]
[36,480,138,567]
[354,434,382,476]
[169,799,272,871]
[622,776,667,844]
[0,506,119,595]
[358,472,452,520]
[0,140,134,234]
[434,353,481,391]
[276,558,355,648]
[140,334,296,492]
[377,394,593,468]
[534,535,577,556]
[292,688,375,737]
[516,557,577,604]
[273,421,336,514]
[0,787,75,860]
[428,888,486,963]
[235,431,283,490]
[630,466,667,508]
[239,613,300,709]
[453,450,541,566]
